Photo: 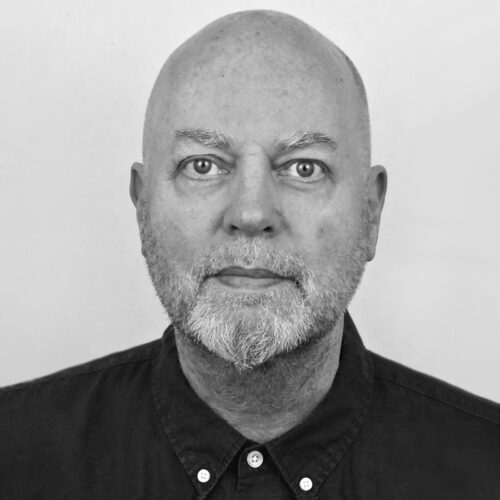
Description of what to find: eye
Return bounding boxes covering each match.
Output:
[180,157,228,180]
[280,160,326,182]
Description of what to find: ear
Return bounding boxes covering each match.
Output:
[364,165,388,261]
[130,162,145,208]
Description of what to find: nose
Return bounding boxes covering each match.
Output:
[222,156,280,238]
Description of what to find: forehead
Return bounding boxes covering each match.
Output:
[157,47,347,147]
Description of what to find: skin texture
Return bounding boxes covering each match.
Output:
[130,10,387,442]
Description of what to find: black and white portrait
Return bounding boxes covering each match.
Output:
[1,2,498,498]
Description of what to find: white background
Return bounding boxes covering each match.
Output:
[1,0,499,401]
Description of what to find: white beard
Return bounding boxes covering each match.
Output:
[140,209,368,370]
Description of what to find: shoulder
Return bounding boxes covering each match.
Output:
[0,337,162,447]
[370,350,499,424]
[0,337,165,494]
[0,338,161,401]
[351,351,500,496]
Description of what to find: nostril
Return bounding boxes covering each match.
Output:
[263,226,273,233]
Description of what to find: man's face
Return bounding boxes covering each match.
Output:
[135,46,376,369]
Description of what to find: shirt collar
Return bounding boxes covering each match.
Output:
[152,312,374,499]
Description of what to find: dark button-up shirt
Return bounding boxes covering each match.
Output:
[1,314,499,499]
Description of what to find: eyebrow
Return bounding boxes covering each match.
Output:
[276,130,337,152]
[174,128,337,152]
[174,128,231,149]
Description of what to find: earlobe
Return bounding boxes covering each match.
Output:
[365,165,388,261]
[130,162,145,208]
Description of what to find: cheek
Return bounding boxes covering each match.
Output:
[314,215,352,241]
[314,220,342,259]
[310,209,364,266]
[312,186,365,243]
[316,224,328,239]
[148,188,216,266]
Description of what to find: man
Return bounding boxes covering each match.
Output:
[0,10,498,499]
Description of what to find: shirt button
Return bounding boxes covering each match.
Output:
[197,469,210,483]
[299,477,313,491]
[246,450,264,468]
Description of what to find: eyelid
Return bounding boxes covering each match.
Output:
[178,154,224,167]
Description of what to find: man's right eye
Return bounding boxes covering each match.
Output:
[180,157,228,180]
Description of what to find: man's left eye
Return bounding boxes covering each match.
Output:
[281,160,325,181]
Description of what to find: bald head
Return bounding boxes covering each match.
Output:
[132,11,388,372]
[142,10,370,171]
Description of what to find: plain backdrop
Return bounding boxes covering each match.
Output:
[1,0,499,401]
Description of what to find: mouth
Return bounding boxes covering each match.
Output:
[208,266,296,290]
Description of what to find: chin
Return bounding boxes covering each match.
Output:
[185,294,330,370]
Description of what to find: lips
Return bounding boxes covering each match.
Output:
[214,267,284,279]
[208,266,293,289]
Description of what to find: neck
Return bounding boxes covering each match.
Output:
[175,318,344,443]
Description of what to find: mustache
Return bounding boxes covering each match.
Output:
[190,239,310,285]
